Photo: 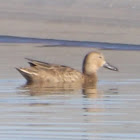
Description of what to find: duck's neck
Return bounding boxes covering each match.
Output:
[82,57,98,84]
[84,72,97,83]
[82,63,98,77]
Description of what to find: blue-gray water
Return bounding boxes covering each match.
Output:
[0,0,140,139]
[0,43,140,140]
[0,35,140,50]
[1,78,140,140]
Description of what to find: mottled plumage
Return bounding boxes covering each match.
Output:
[16,52,118,87]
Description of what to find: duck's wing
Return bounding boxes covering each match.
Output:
[25,58,77,72]
[17,58,83,83]
[25,58,58,68]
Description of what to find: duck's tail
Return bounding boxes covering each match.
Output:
[16,67,38,83]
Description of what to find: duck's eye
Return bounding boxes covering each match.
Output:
[99,56,102,59]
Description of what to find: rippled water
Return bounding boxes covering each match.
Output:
[1,78,140,140]
[0,0,140,139]
[0,43,140,140]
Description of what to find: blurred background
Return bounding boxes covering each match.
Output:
[0,0,140,44]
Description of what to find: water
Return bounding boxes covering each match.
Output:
[0,78,140,140]
[0,43,140,140]
[0,35,140,50]
[0,0,140,139]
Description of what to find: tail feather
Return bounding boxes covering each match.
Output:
[16,68,38,83]
[28,62,36,67]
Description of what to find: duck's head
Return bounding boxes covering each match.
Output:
[83,51,118,75]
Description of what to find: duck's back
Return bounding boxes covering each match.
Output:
[17,58,84,84]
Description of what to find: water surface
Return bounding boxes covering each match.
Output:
[0,43,140,140]
[0,35,140,50]
[0,0,140,139]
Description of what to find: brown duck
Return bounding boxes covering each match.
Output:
[16,52,118,87]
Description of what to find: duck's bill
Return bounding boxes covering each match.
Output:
[103,62,118,71]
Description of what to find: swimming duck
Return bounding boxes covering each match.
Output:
[16,52,118,86]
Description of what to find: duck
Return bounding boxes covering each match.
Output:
[16,51,118,87]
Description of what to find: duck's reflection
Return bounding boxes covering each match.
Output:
[19,81,100,96]
[20,84,105,114]
[21,82,83,96]
[18,82,105,139]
